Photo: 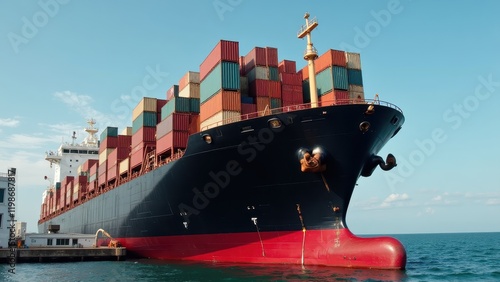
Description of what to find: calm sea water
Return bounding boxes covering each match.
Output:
[1,232,499,281]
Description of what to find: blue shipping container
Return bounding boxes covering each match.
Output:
[200,61,240,103]
[132,111,157,134]
[100,126,118,141]
[161,97,191,120]
[241,96,254,104]
[190,98,200,113]
[347,69,363,86]
[269,67,279,81]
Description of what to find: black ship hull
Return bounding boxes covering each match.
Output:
[39,103,406,269]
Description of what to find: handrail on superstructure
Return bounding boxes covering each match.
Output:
[201,98,402,131]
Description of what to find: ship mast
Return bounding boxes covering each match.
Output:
[297,13,319,108]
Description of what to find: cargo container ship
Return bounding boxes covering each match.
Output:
[38,15,407,269]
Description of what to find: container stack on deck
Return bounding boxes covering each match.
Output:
[278,60,303,108]
[130,98,162,173]
[157,72,201,162]
[42,40,367,221]
[241,46,282,116]
[107,134,132,186]
[199,40,241,130]
[301,49,365,106]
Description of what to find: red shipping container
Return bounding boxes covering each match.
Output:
[98,172,107,187]
[315,49,347,73]
[249,79,270,97]
[282,84,303,93]
[107,147,130,167]
[157,99,168,113]
[117,135,132,148]
[200,40,239,81]
[265,47,278,67]
[335,90,350,105]
[99,136,118,153]
[132,127,157,148]
[156,112,191,139]
[241,103,257,120]
[200,90,241,121]
[280,73,302,86]
[156,130,189,155]
[189,114,200,134]
[244,47,267,74]
[89,162,98,176]
[278,60,297,74]
[130,144,155,170]
[282,89,304,105]
[107,164,119,181]
[76,175,87,186]
[268,81,282,99]
[82,159,98,173]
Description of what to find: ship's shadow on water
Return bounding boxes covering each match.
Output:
[135,259,408,281]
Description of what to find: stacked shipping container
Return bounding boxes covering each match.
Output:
[243,47,281,115]
[200,40,241,129]
[301,49,364,105]
[278,60,303,107]
[68,41,366,202]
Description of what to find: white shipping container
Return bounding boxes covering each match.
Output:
[179,71,200,88]
[121,126,133,136]
[201,110,241,130]
[178,83,200,98]
[348,85,365,102]
[346,52,362,70]
[246,66,269,82]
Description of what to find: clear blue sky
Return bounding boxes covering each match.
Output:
[1,1,499,234]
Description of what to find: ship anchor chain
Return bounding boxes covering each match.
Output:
[361,153,398,177]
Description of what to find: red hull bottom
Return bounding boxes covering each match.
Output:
[118,228,406,270]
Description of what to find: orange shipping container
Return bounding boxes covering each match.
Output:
[256,97,271,115]
[200,90,241,121]
[268,81,282,99]
[314,49,347,73]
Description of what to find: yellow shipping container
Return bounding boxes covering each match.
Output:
[119,158,129,175]
[99,148,114,165]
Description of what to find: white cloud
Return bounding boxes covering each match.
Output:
[0,118,20,127]
[380,193,410,208]
[0,134,57,150]
[53,91,129,131]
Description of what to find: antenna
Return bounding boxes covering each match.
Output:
[298,13,319,108]
[71,131,77,145]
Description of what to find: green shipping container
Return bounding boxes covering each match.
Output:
[100,126,118,141]
[132,111,157,134]
[269,67,279,81]
[200,61,240,103]
[161,97,191,120]
[190,98,200,113]
[315,66,349,96]
[347,69,363,86]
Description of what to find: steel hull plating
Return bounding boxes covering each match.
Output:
[39,104,406,269]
